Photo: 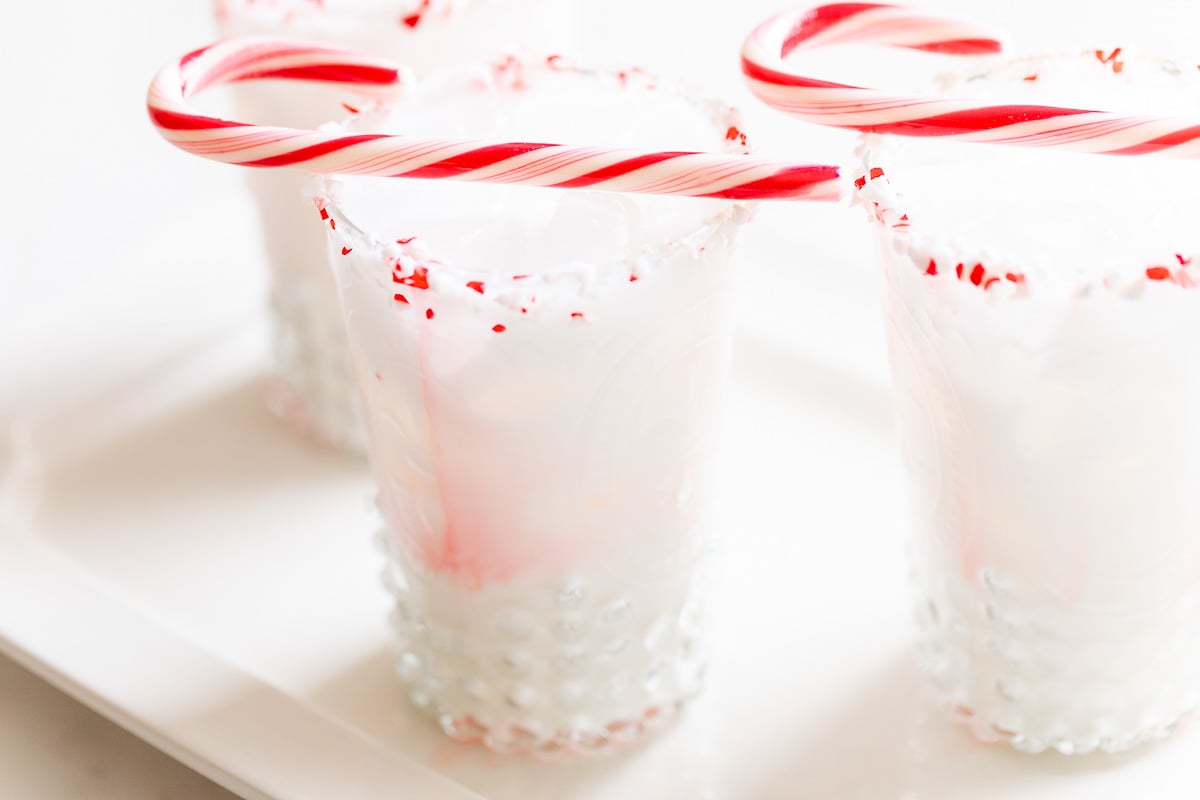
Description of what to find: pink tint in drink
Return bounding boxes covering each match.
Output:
[318,59,750,752]
[214,0,575,452]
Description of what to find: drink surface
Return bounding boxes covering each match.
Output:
[336,66,730,280]
[874,51,1200,278]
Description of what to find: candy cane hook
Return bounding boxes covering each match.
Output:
[149,36,843,200]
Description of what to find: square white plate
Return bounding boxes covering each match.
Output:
[5,204,1200,799]
[8,0,1200,792]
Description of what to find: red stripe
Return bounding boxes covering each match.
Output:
[394,142,556,178]
[148,107,245,131]
[549,151,684,188]
[179,42,218,70]
[202,44,339,79]
[231,63,402,86]
[909,38,1002,54]
[780,3,891,57]
[699,165,841,200]
[181,44,313,96]
[239,133,390,167]
[860,104,1092,136]
[741,56,858,90]
[1105,123,1200,155]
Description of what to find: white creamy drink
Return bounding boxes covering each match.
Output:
[859,52,1200,754]
[214,0,574,452]
[319,60,750,752]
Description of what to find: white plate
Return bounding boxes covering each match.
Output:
[5,204,1200,799]
[7,0,1200,794]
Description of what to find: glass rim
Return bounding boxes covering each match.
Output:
[314,55,755,304]
[857,50,1200,302]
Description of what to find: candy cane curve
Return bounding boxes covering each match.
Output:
[742,3,1200,157]
[148,37,842,201]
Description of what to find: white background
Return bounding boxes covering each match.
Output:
[4,1,1200,798]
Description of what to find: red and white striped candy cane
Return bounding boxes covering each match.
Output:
[148,37,842,201]
[743,3,1200,157]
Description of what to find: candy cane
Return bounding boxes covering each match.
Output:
[743,3,1200,157]
[148,37,841,201]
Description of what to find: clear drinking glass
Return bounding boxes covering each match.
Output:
[317,58,751,752]
[214,0,575,452]
[861,52,1200,754]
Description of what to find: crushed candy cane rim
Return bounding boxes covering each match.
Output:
[742,2,1200,157]
[316,55,755,324]
[147,37,841,201]
[853,51,1200,302]
[742,4,1200,298]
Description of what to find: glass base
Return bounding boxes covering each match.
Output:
[266,279,366,455]
[912,556,1200,755]
[373,528,708,755]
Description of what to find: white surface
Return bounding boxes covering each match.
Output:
[4,0,1200,798]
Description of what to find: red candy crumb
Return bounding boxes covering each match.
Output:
[319,208,329,220]
[868,167,884,180]
[629,275,639,282]
[984,277,1000,290]
[1176,253,1193,265]
[969,263,984,286]
[1146,266,1172,281]
[393,293,409,304]
[853,176,867,189]
[466,280,485,294]
[570,312,584,319]
[1095,47,1124,73]
[329,218,336,230]
[341,101,359,115]
[925,258,938,276]
[341,247,353,255]
[492,324,506,333]
[397,236,416,245]
[1023,73,1038,82]
[492,54,526,88]
[401,0,431,28]
[955,263,964,279]
[395,266,429,290]
[425,308,435,319]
